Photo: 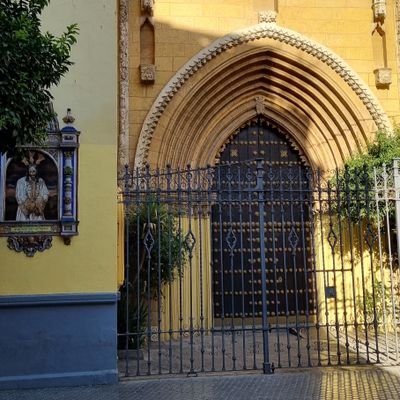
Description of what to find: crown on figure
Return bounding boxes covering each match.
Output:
[21,151,46,167]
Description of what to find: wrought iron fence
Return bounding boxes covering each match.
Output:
[117,160,400,377]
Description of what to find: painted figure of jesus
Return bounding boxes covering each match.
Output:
[15,158,49,221]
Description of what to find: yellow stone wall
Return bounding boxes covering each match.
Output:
[156,218,213,339]
[314,217,397,333]
[129,0,400,165]
[127,0,400,339]
[0,0,118,295]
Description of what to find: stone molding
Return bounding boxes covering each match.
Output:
[0,292,119,306]
[134,22,391,168]
[118,0,129,171]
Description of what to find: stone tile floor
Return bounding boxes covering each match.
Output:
[118,327,398,377]
[1,366,400,400]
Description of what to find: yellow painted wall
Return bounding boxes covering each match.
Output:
[0,0,118,295]
[314,217,397,334]
[129,0,400,162]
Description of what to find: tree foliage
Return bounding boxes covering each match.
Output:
[334,127,400,224]
[342,127,400,172]
[0,0,78,154]
[118,199,188,349]
[126,199,188,299]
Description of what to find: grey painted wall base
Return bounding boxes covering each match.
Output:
[0,293,119,389]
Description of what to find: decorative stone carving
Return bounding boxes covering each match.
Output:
[142,0,154,16]
[374,67,392,88]
[255,96,267,115]
[7,236,52,257]
[140,64,156,82]
[140,19,155,84]
[373,0,386,20]
[134,22,391,168]
[259,10,277,24]
[119,0,130,170]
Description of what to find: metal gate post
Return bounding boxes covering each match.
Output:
[256,159,273,374]
[393,159,400,263]
[392,159,400,356]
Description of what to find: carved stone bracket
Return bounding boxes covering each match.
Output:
[142,0,154,16]
[374,67,392,88]
[7,236,53,257]
[140,64,156,82]
[373,0,386,21]
[259,10,277,24]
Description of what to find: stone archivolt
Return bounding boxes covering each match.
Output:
[134,22,391,170]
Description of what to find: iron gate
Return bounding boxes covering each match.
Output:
[118,160,400,377]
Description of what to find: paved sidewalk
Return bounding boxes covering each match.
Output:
[0,366,400,400]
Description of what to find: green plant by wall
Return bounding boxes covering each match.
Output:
[126,199,188,298]
[357,279,392,327]
[333,127,400,225]
[344,128,400,172]
[118,198,188,349]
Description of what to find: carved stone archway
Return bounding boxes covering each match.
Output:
[133,21,391,170]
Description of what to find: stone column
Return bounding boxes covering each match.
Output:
[119,0,130,171]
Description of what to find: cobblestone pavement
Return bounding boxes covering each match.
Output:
[0,366,400,400]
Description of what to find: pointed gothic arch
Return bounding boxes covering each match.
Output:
[133,22,391,170]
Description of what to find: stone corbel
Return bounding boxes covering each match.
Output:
[373,0,386,21]
[141,0,154,16]
[140,64,156,83]
[374,67,392,88]
[259,10,277,24]
[372,0,386,35]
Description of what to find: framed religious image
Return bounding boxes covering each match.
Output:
[0,109,80,256]
[5,151,58,222]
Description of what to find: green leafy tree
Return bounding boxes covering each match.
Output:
[343,128,400,172]
[0,0,78,154]
[334,127,400,224]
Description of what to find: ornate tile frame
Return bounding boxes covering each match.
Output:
[0,114,80,256]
